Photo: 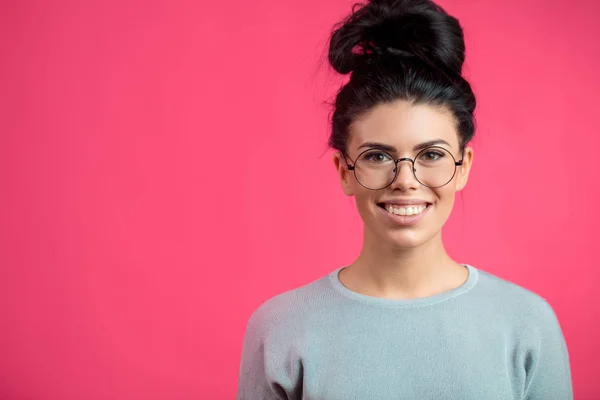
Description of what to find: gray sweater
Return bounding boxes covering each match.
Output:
[237,264,573,399]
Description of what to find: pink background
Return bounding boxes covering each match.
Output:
[1,0,598,399]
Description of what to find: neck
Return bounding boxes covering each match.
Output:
[344,227,465,299]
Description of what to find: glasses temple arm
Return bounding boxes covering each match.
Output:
[340,151,355,170]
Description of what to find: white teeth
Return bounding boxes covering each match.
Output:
[384,204,428,216]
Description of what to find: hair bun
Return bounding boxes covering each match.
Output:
[328,0,466,76]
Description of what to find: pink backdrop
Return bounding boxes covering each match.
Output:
[1,0,598,399]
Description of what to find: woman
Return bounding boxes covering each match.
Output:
[237,0,573,399]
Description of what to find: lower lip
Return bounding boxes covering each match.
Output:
[378,204,431,226]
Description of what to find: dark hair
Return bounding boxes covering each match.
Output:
[327,0,476,154]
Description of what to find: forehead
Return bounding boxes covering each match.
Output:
[347,100,459,152]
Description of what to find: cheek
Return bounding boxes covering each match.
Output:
[353,187,373,206]
[353,187,380,217]
[431,186,457,218]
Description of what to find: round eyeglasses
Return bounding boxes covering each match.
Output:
[342,146,464,190]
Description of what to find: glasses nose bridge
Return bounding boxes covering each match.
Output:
[394,157,416,172]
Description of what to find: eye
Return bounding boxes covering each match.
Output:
[362,151,392,163]
[419,149,446,162]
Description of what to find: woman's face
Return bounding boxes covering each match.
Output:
[334,100,474,249]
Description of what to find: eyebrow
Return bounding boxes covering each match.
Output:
[356,139,452,153]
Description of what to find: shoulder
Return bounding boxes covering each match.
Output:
[471,265,561,327]
[246,271,333,334]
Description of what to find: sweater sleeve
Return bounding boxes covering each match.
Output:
[236,320,286,400]
[523,299,573,400]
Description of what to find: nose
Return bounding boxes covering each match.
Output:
[390,159,420,190]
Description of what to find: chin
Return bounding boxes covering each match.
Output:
[382,230,432,249]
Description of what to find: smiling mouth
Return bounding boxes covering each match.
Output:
[377,203,431,216]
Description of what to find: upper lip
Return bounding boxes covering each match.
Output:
[378,199,432,206]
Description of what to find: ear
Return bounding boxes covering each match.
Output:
[333,151,355,196]
[455,146,474,192]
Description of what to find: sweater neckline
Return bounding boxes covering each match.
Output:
[328,264,479,308]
